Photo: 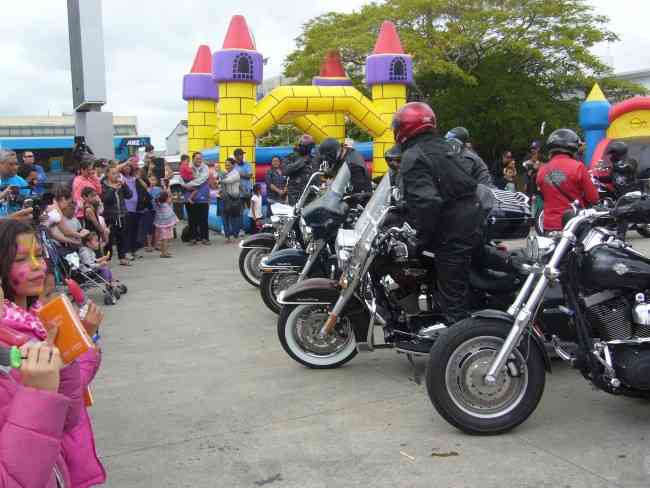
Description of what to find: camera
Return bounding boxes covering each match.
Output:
[1,185,51,221]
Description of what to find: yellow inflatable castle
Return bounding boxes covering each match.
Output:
[182,15,413,178]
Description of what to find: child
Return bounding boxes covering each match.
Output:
[0,219,84,487]
[250,183,263,234]
[153,188,179,258]
[504,166,517,192]
[179,155,197,203]
[143,175,163,252]
[79,232,115,286]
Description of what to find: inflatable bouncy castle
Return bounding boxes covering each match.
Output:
[580,84,650,168]
[182,15,413,180]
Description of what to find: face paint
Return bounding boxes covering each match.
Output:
[10,234,46,299]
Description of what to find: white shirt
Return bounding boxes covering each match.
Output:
[251,194,263,220]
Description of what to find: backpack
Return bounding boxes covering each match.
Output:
[181,225,192,242]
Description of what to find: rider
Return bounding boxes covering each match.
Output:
[284,134,319,205]
[445,127,493,185]
[606,140,638,194]
[317,138,372,195]
[536,129,599,232]
[395,102,483,324]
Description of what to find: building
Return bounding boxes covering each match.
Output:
[165,120,188,156]
[0,115,150,169]
[614,69,650,91]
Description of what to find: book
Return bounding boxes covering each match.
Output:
[37,295,94,364]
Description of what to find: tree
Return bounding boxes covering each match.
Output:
[284,0,646,163]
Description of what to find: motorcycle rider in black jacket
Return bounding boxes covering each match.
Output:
[284,134,319,205]
[317,138,372,197]
[395,103,483,323]
[445,126,493,186]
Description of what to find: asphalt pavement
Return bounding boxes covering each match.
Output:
[91,232,650,488]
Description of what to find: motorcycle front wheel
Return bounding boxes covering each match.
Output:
[239,247,270,287]
[260,272,301,315]
[426,318,546,435]
[278,304,358,368]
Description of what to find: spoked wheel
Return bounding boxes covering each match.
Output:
[277,304,358,369]
[239,247,270,287]
[426,319,546,435]
[260,272,301,314]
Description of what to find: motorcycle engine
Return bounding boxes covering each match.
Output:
[585,290,650,390]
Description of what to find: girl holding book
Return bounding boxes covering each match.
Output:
[0,219,105,487]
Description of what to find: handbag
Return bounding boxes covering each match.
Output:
[223,193,241,217]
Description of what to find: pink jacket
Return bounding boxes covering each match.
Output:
[0,300,101,487]
[62,349,106,488]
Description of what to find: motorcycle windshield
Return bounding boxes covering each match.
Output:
[349,173,392,266]
[328,162,351,196]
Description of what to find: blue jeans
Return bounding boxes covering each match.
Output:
[223,214,241,238]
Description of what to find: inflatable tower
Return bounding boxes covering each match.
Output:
[312,50,352,142]
[366,21,412,174]
[183,45,219,155]
[212,15,262,173]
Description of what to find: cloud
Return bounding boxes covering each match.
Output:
[0,0,648,150]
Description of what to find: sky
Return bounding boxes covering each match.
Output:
[1,0,649,149]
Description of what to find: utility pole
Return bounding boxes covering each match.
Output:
[66,0,115,159]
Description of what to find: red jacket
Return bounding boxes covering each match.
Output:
[537,154,599,231]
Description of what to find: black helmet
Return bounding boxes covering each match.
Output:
[384,144,401,170]
[546,129,580,157]
[606,140,629,161]
[445,127,470,144]
[318,138,341,163]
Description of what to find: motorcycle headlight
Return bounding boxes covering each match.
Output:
[525,235,556,263]
[337,248,351,268]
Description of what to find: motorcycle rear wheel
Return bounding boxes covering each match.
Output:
[278,304,358,369]
[426,318,546,435]
[239,247,270,287]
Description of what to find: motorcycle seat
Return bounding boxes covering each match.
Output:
[469,268,521,293]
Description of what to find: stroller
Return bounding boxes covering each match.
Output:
[39,226,127,306]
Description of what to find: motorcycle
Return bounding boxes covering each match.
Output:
[426,197,650,435]
[275,174,537,369]
[258,164,365,314]
[238,171,323,287]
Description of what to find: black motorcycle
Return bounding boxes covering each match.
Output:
[258,164,364,314]
[238,171,323,287]
[275,175,536,369]
[426,200,650,435]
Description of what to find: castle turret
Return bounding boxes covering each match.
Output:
[312,50,351,142]
[579,83,611,166]
[183,45,219,154]
[366,21,412,175]
[212,15,262,173]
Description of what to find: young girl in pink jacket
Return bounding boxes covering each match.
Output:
[0,219,101,487]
